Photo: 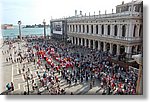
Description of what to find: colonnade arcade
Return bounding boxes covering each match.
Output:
[71,37,142,57]
[68,23,143,38]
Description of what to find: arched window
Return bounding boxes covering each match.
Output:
[122,25,126,37]
[101,25,104,35]
[133,25,137,37]
[134,6,136,12]
[83,25,85,33]
[91,25,93,34]
[114,25,117,36]
[79,25,81,32]
[87,25,89,33]
[96,25,98,34]
[76,25,78,32]
[73,25,74,32]
[70,25,72,32]
[67,25,69,31]
[139,24,142,37]
[107,25,110,35]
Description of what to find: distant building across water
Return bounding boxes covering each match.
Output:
[1,24,14,30]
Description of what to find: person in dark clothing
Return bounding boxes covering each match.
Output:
[90,82,92,89]
[24,91,27,95]
[81,77,83,83]
[75,78,77,85]
[86,76,88,82]
[92,79,95,86]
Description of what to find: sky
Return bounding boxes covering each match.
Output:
[0,0,133,25]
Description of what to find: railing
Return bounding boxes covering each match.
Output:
[50,11,142,22]
[68,32,142,41]
[66,11,142,21]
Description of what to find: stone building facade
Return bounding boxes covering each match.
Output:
[51,0,143,58]
[67,1,143,58]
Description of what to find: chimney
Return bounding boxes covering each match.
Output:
[122,1,124,5]
[75,10,77,16]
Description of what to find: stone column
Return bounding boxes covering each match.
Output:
[117,24,121,37]
[88,39,91,48]
[85,24,87,34]
[109,43,113,54]
[135,45,138,54]
[120,25,122,37]
[137,25,140,37]
[104,25,107,36]
[74,24,76,33]
[89,25,91,34]
[85,38,87,47]
[77,25,79,33]
[98,41,101,50]
[77,38,80,45]
[71,37,73,44]
[81,24,83,33]
[117,44,120,55]
[125,46,132,58]
[98,25,101,35]
[81,38,83,46]
[129,21,134,38]
[125,24,129,38]
[93,24,96,34]
[76,25,78,32]
[103,42,106,52]
[68,25,70,32]
[111,25,114,37]
[93,40,95,49]
[74,37,76,45]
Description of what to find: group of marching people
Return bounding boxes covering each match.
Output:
[2,37,137,95]
[28,38,138,95]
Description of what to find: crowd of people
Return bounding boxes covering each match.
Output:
[29,38,138,95]
[2,37,139,95]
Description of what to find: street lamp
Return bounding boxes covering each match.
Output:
[18,21,22,40]
[43,19,46,39]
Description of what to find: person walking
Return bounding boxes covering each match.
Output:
[11,82,14,91]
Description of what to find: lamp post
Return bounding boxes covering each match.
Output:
[43,19,46,39]
[18,21,22,40]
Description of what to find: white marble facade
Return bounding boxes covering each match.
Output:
[67,1,143,58]
[51,1,143,58]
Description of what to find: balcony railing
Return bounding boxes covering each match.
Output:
[50,11,142,22]
[67,11,142,21]
[68,32,142,41]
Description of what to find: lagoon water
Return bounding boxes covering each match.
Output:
[1,26,51,39]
